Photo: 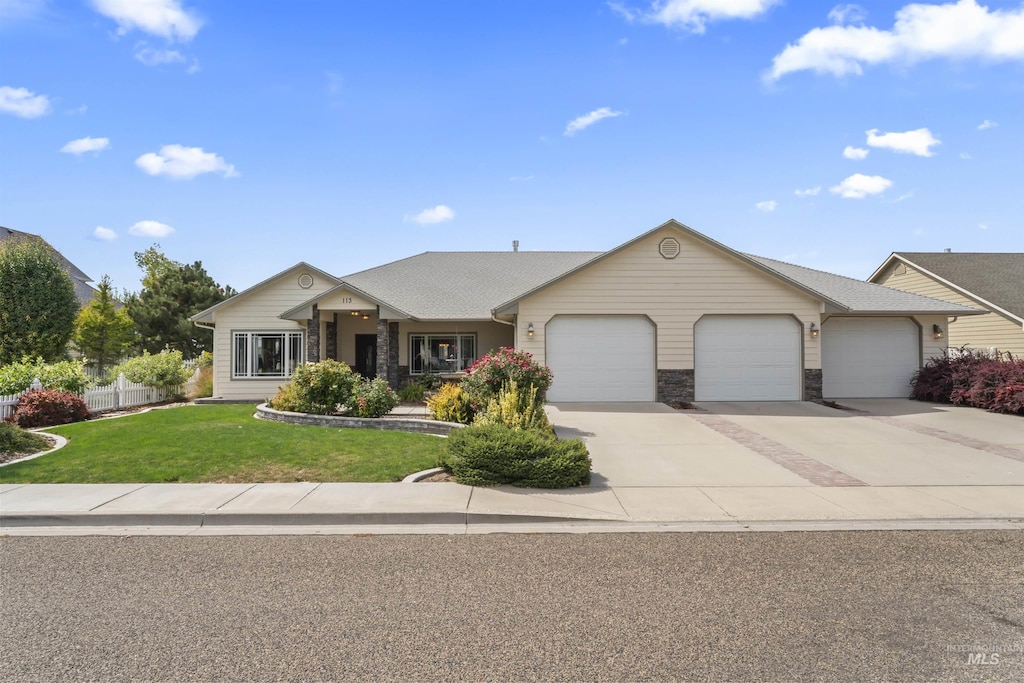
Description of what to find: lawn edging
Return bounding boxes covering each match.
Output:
[254,403,465,436]
[0,431,68,468]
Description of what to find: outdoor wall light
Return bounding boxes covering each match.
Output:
[350,310,359,316]
[809,322,819,338]
[933,324,944,339]
[362,314,369,320]
[527,322,535,338]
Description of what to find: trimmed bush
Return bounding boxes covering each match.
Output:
[269,360,356,415]
[911,348,1024,415]
[427,383,474,424]
[10,389,90,428]
[350,376,400,418]
[474,380,551,431]
[460,347,552,412]
[111,350,192,390]
[442,423,590,488]
[0,421,50,455]
[0,357,89,395]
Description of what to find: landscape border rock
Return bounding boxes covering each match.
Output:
[255,403,465,436]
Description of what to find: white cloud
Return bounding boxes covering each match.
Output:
[755,200,777,212]
[564,107,623,136]
[405,205,455,225]
[66,104,88,115]
[0,0,47,20]
[60,136,110,155]
[91,0,201,41]
[0,85,51,118]
[829,173,893,199]
[134,42,185,66]
[794,186,821,197]
[828,4,867,25]
[959,152,972,159]
[913,227,926,236]
[893,190,915,202]
[767,0,1024,81]
[612,0,780,34]
[977,119,998,130]
[135,144,238,179]
[978,223,988,230]
[129,220,175,237]
[92,226,117,241]
[866,127,940,156]
[843,145,869,160]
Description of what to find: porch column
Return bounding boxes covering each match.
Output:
[375,318,400,389]
[388,321,399,389]
[306,304,321,363]
[325,312,338,361]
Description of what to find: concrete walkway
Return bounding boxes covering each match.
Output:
[2,399,1022,534]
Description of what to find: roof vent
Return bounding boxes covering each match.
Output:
[943,248,952,253]
[297,273,314,289]
[513,240,519,252]
[659,237,681,259]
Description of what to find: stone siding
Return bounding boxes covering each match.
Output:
[255,403,464,436]
[306,305,320,363]
[803,368,823,402]
[657,369,694,403]
[325,313,337,361]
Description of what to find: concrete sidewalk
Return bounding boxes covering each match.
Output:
[3,481,1023,534]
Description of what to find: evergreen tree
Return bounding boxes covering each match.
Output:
[72,275,136,374]
[126,246,235,359]
[0,235,79,364]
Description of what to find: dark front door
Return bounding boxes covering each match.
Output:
[354,334,377,377]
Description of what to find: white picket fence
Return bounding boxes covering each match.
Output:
[0,371,199,421]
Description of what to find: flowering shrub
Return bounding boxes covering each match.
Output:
[269,360,356,415]
[426,383,474,424]
[911,348,1024,415]
[110,350,192,390]
[0,357,89,395]
[460,347,553,411]
[350,376,400,418]
[10,389,90,428]
[473,380,550,432]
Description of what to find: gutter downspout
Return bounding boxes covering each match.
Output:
[491,312,516,347]
[193,321,215,331]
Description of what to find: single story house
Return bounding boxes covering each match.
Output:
[191,220,981,403]
[869,252,1024,357]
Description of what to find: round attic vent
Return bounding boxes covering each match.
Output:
[298,273,314,289]
[659,237,681,259]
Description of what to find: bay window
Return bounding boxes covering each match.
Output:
[233,331,304,379]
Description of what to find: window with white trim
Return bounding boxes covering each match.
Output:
[410,334,476,374]
[233,332,304,378]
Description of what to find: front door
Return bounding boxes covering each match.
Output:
[354,334,377,377]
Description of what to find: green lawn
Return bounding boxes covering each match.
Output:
[0,405,446,484]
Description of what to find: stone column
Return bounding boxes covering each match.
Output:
[376,318,389,382]
[325,312,338,361]
[388,321,400,389]
[306,304,321,363]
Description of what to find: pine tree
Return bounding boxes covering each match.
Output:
[72,276,136,374]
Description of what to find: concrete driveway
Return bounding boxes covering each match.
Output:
[548,400,1024,489]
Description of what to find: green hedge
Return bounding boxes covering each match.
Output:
[441,423,590,488]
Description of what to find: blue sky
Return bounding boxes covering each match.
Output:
[1,0,1022,294]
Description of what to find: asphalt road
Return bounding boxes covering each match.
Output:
[1,531,1022,682]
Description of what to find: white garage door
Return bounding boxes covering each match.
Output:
[546,316,655,402]
[694,316,801,401]
[823,317,919,398]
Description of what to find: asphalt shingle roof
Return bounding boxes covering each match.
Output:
[341,251,602,319]
[895,252,1024,319]
[746,254,981,314]
[1,225,97,305]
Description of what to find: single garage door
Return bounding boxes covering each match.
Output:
[823,317,919,398]
[694,315,801,401]
[546,316,655,402]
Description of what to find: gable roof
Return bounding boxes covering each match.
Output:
[190,262,339,323]
[747,255,982,315]
[1,226,97,305]
[870,252,1024,324]
[337,251,602,320]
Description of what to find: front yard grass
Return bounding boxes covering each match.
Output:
[0,404,445,484]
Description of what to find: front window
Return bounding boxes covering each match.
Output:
[233,332,304,378]
[410,334,476,374]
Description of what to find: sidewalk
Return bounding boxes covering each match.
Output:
[3,481,1023,535]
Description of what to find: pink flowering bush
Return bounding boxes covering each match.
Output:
[459,347,553,411]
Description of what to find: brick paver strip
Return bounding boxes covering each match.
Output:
[867,415,1024,464]
[687,413,867,487]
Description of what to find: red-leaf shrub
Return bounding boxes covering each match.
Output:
[460,347,553,411]
[911,348,1024,415]
[993,384,1024,415]
[10,389,90,428]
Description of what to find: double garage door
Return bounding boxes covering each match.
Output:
[544,314,921,402]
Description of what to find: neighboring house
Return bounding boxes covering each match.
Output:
[870,252,1024,357]
[191,220,981,403]
[0,226,98,305]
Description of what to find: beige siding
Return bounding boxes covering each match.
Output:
[878,264,1024,355]
[210,266,335,400]
[517,228,823,369]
